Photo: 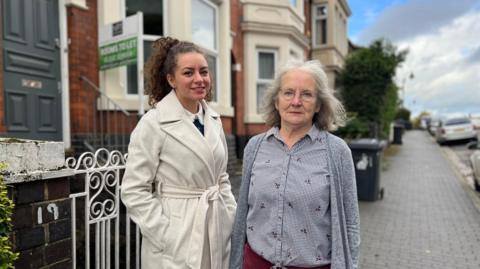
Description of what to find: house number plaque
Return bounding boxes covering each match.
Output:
[22,79,43,89]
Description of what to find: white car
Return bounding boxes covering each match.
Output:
[470,116,480,130]
[468,141,480,191]
[435,117,478,144]
[428,119,440,136]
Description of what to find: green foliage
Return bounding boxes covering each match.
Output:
[0,163,17,269]
[412,111,431,129]
[334,117,370,140]
[395,107,411,121]
[381,84,399,138]
[337,39,407,138]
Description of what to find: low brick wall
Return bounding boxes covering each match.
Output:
[2,139,74,269]
[9,175,73,269]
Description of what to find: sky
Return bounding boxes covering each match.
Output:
[347,0,480,118]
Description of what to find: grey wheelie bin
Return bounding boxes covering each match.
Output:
[348,139,386,201]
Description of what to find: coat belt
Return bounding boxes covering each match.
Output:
[160,183,224,269]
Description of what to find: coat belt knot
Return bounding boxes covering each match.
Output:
[160,183,224,269]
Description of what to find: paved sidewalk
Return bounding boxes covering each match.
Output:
[359,130,480,269]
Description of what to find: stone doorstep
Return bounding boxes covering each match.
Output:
[0,139,65,174]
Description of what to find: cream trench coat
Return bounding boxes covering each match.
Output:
[121,91,237,269]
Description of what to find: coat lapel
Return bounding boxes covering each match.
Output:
[202,100,221,156]
[155,91,216,180]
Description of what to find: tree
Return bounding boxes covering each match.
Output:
[413,111,431,129]
[337,39,407,138]
[395,107,411,121]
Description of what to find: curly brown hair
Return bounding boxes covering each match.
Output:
[144,36,212,106]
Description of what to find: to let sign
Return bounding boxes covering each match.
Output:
[98,14,141,70]
[99,37,137,70]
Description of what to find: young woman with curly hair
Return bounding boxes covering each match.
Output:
[121,36,236,269]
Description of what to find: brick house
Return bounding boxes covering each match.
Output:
[1,0,352,267]
[0,0,351,160]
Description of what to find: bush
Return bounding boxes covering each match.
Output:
[337,39,407,138]
[395,107,411,121]
[0,165,17,269]
[334,117,370,139]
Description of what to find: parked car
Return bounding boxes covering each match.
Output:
[468,141,480,191]
[435,116,478,144]
[428,118,440,136]
[420,116,431,130]
[470,116,480,130]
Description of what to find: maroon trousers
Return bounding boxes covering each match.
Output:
[243,243,331,269]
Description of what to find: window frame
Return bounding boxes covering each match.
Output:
[121,0,167,98]
[312,4,328,48]
[256,48,277,113]
[192,0,220,103]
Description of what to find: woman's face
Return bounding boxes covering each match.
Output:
[167,52,210,112]
[276,69,320,130]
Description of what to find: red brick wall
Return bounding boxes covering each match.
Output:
[231,0,246,137]
[68,0,99,133]
[0,2,6,134]
[246,123,269,135]
[221,117,233,134]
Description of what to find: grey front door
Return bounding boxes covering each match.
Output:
[2,0,62,141]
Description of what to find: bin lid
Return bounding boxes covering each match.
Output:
[348,139,386,150]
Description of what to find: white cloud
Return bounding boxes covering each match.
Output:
[353,0,480,117]
[394,10,480,116]
[357,0,478,44]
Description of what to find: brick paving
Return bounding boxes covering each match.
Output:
[359,130,480,269]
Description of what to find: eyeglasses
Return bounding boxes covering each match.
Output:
[279,89,316,102]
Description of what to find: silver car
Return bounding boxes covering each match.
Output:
[435,117,477,144]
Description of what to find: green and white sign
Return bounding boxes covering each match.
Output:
[98,12,145,115]
[98,13,141,70]
[99,37,137,70]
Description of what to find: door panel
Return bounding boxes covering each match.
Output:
[2,0,62,141]
[4,48,55,78]
[34,0,56,50]
[5,90,29,132]
[37,94,57,132]
[3,0,27,44]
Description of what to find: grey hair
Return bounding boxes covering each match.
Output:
[262,60,346,131]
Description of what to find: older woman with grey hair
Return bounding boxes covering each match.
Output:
[229,60,360,269]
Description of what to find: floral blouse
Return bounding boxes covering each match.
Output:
[246,126,332,267]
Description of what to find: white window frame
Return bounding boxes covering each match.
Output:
[312,4,328,48]
[256,48,277,113]
[121,0,167,98]
[192,0,220,103]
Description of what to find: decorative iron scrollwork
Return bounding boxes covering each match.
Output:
[66,148,127,170]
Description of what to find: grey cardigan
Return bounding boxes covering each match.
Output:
[229,132,360,269]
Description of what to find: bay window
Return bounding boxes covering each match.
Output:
[312,4,328,47]
[256,49,277,113]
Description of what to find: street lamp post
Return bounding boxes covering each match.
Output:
[401,72,415,108]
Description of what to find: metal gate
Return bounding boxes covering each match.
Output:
[67,149,141,269]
